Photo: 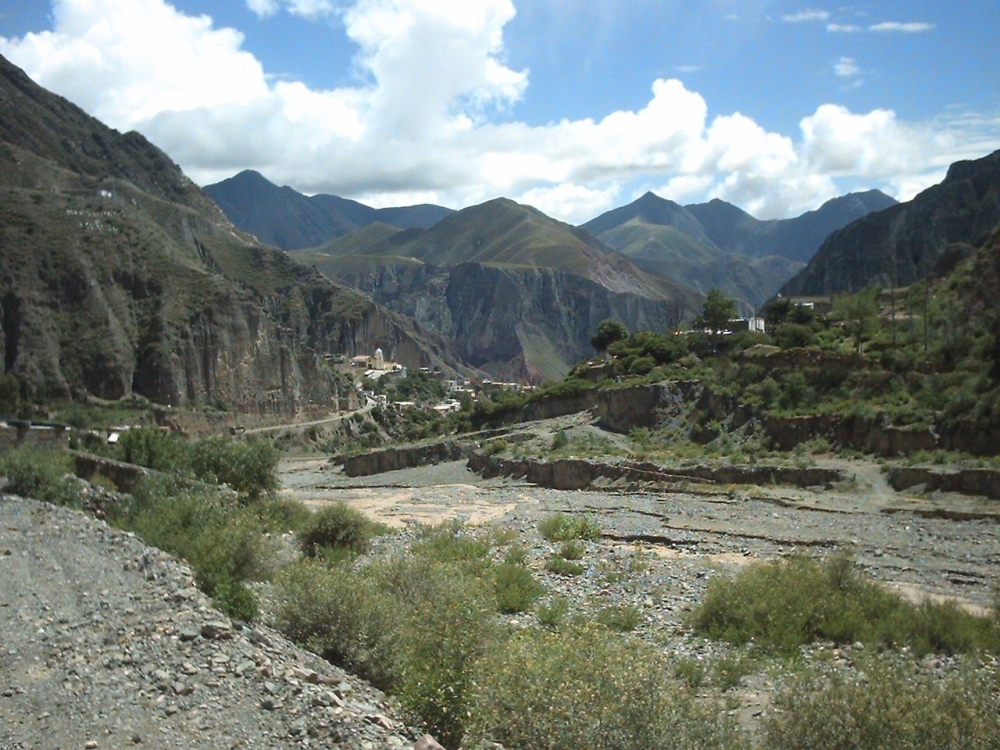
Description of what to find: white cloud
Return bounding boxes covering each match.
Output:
[246,0,280,17]
[781,10,829,23]
[0,0,994,224]
[827,23,862,33]
[869,21,934,33]
[519,183,622,224]
[833,56,860,78]
[246,0,336,18]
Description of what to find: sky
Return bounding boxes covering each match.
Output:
[2,1,999,224]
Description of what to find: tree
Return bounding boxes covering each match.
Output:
[591,319,629,352]
[694,288,737,333]
[833,286,881,354]
[693,288,737,352]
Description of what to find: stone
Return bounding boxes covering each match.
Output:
[415,735,446,750]
[201,621,232,640]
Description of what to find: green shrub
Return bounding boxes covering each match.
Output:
[113,477,272,621]
[190,435,279,500]
[392,559,496,747]
[538,512,601,542]
[273,551,496,748]
[469,625,745,750]
[115,426,189,471]
[252,497,313,534]
[596,604,643,632]
[493,562,545,613]
[765,656,1000,750]
[558,539,585,560]
[212,578,259,623]
[689,554,1000,655]
[537,597,570,629]
[0,447,78,506]
[299,502,385,557]
[672,658,706,689]
[545,556,585,576]
[551,429,569,451]
[411,522,493,572]
[774,323,817,349]
[272,559,400,687]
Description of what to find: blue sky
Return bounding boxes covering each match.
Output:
[2,1,999,223]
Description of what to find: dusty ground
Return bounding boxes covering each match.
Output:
[279,453,1000,612]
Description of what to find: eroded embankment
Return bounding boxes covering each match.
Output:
[466,451,845,492]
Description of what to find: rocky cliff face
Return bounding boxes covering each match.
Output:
[322,259,689,382]
[0,53,454,414]
[781,150,1000,295]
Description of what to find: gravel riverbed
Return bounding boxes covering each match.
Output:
[4,452,998,748]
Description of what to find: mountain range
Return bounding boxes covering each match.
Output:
[0,53,455,414]
[5,45,1000,409]
[208,172,895,312]
[581,189,896,310]
[290,198,699,382]
[204,169,453,250]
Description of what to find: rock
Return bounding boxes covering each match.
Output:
[415,735,446,750]
[200,621,232,640]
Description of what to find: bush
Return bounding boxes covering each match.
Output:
[190,435,279,501]
[558,539,585,560]
[273,550,497,748]
[550,430,569,451]
[774,323,817,349]
[537,597,570,629]
[299,502,385,558]
[765,656,1000,750]
[493,562,545,613]
[595,604,643,632]
[469,625,745,750]
[114,426,188,471]
[0,447,78,506]
[689,554,1000,655]
[545,556,585,576]
[538,512,601,542]
[272,559,400,688]
[113,476,273,621]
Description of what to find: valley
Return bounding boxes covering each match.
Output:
[4,40,1000,750]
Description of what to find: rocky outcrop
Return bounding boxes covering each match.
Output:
[312,259,694,383]
[781,149,1000,295]
[343,441,469,477]
[887,466,1000,500]
[762,415,940,457]
[467,452,844,491]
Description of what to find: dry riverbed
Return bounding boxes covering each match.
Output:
[280,454,1000,612]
